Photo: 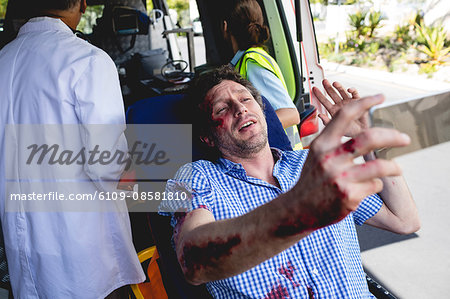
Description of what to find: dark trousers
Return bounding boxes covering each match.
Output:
[105,285,130,299]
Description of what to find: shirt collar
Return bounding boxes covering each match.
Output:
[216,147,286,176]
[271,147,284,162]
[18,17,73,36]
[216,157,246,175]
[230,50,246,67]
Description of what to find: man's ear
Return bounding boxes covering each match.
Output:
[222,20,228,33]
[222,20,229,39]
[200,135,215,148]
[80,0,87,13]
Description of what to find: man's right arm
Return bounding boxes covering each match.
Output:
[173,192,314,285]
[175,95,410,285]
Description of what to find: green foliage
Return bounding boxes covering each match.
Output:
[350,55,370,65]
[318,41,347,63]
[367,40,379,53]
[415,22,450,65]
[413,10,424,27]
[77,5,104,34]
[146,0,153,11]
[322,6,448,76]
[0,0,8,19]
[311,0,359,4]
[318,38,336,57]
[393,24,415,50]
[309,0,329,5]
[310,0,363,6]
[167,0,189,27]
[167,0,189,12]
[345,8,384,61]
[367,10,385,38]
[418,63,437,77]
[348,9,384,39]
[346,35,366,52]
[348,9,369,38]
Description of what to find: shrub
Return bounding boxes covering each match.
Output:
[367,10,385,38]
[415,22,450,66]
[348,10,369,38]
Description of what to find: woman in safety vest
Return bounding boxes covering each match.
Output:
[220,0,302,150]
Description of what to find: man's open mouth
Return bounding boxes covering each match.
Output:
[239,121,255,131]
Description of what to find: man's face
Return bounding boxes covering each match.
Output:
[203,80,268,159]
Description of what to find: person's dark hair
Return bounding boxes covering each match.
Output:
[221,0,270,50]
[185,65,264,159]
[35,0,80,11]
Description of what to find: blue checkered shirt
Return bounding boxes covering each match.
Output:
[162,149,381,298]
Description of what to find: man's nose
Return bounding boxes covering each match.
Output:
[233,101,248,117]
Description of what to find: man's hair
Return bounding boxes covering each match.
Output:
[185,65,264,159]
[219,0,270,50]
[36,0,80,11]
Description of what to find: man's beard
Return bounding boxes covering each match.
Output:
[213,122,269,159]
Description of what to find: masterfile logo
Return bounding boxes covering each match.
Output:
[4,124,193,212]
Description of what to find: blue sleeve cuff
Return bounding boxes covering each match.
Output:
[353,193,383,226]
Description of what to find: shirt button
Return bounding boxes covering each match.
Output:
[312,268,319,275]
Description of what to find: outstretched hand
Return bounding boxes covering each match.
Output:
[292,94,410,230]
[313,79,370,138]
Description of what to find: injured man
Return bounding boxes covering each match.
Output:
[161,65,420,298]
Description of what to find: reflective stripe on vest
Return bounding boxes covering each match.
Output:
[236,47,302,150]
[236,47,288,90]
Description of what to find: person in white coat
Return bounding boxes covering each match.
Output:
[0,1,145,298]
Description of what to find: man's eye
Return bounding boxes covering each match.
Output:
[217,107,227,114]
[243,98,251,102]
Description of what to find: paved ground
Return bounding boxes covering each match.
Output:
[359,142,450,298]
[324,62,450,298]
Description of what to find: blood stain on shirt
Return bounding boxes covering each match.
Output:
[278,261,301,287]
[264,284,289,299]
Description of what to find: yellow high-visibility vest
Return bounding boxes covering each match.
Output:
[235,47,302,150]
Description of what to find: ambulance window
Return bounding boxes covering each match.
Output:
[0,0,7,32]
[176,0,206,68]
[77,5,104,34]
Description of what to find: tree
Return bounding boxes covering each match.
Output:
[0,0,8,19]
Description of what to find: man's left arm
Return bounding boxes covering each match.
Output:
[363,154,420,234]
[313,80,420,234]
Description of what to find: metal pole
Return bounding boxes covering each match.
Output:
[186,28,195,72]
[334,0,341,55]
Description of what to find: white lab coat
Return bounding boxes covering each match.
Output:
[0,17,145,298]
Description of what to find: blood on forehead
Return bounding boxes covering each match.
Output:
[205,81,253,108]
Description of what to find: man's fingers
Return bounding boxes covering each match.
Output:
[351,127,411,157]
[317,94,385,144]
[340,160,401,205]
[332,81,351,101]
[345,179,384,205]
[323,79,344,104]
[318,113,331,126]
[347,87,360,99]
[328,127,410,161]
[313,86,335,114]
[340,160,402,182]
